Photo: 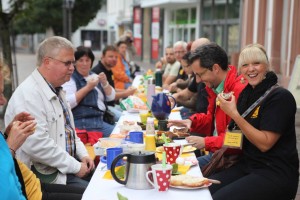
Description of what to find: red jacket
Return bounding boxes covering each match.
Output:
[189,66,247,152]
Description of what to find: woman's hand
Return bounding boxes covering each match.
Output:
[98,72,108,86]
[167,119,192,129]
[5,112,35,137]
[217,93,239,118]
[86,77,99,90]
[6,120,37,153]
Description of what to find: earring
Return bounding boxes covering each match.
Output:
[240,77,245,84]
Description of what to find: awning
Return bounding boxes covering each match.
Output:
[140,0,198,8]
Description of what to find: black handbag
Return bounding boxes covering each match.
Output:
[103,108,115,125]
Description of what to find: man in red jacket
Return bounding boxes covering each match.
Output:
[168,43,247,167]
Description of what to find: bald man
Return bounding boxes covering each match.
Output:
[172,38,211,113]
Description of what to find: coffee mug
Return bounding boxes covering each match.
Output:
[125,131,144,144]
[158,120,168,131]
[101,147,123,170]
[163,143,182,164]
[146,164,173,191]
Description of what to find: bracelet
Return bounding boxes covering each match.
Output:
[101,81,109,88]
[9,148,16,157]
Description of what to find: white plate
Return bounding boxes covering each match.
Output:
[127,109,140,113]
[170,183,212,190]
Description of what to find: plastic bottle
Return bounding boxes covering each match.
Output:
[155,68,162,87]
[145,117,156,151]
[147,78,155,107]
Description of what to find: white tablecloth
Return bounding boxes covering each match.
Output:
[83,111,213,200]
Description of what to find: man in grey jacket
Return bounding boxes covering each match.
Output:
[5,36,94,188]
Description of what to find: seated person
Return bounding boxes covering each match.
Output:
[112,41,132,89]
[155,56,167,74]
[0,59,84,200]
[176,77,209,120]
[209,44,299,200]
[162,46,181,89]
[169,52,193,93]
[5,36,94,188]
[63,46,116,137]
[5,113,85,200]
[92,45,136,116]
[168,44,246,167]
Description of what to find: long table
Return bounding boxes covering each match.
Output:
[82,111,213,200]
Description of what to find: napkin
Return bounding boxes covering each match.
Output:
[103,166,125,180]
[178,164,191,174]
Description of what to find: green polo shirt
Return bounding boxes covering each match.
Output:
[212,80,225,136]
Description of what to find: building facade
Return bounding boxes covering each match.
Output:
[136,0,300,88]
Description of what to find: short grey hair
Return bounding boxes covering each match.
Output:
[173,41,187,50]
[36,36,75,66]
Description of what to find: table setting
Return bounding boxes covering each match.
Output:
[82,75,214,200]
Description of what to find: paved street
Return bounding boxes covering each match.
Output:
[4,53,300,199]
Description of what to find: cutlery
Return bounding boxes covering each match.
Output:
[207,179,221,184]
[100,164,107,171]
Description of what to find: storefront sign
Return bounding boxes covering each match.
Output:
[151,7,160,60]
[133,7,142,57]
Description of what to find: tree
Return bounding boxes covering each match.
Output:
[0,0,28,100]
[13,0,104,36]
[0,0,104,102]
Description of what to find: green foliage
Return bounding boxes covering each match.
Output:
[13,0,104,35]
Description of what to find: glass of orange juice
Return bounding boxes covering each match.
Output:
[139,110,149,124]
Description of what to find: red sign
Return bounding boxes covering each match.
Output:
[151,7,160,60]
[133,7,142,56]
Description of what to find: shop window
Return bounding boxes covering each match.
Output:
[191,8,197,24]
[176,9,189,24]
[168,8,197,45]
[201,0,240,56]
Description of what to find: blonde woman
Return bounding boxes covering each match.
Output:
[210,44,299,200]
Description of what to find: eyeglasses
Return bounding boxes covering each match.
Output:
[195,68,208,79]
[174,51,186,54]
[47,57,76,67]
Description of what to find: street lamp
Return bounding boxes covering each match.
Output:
[63,0,75,40]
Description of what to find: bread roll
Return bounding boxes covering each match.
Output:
[182,177,209,187]
[170,175,192,186]
[171,175,209,187]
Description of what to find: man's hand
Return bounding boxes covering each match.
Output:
[168,82,177,93]
[167,119,192,129]
[82,156,95,172]
[186,136,205,150]
[6,120,37,152]
[75,162,89,178]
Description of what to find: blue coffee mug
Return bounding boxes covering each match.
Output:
[125,131,144,144]
[102,147,123,170]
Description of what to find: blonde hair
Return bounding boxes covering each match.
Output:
[238,44,269,69]
[36,36,75,66]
